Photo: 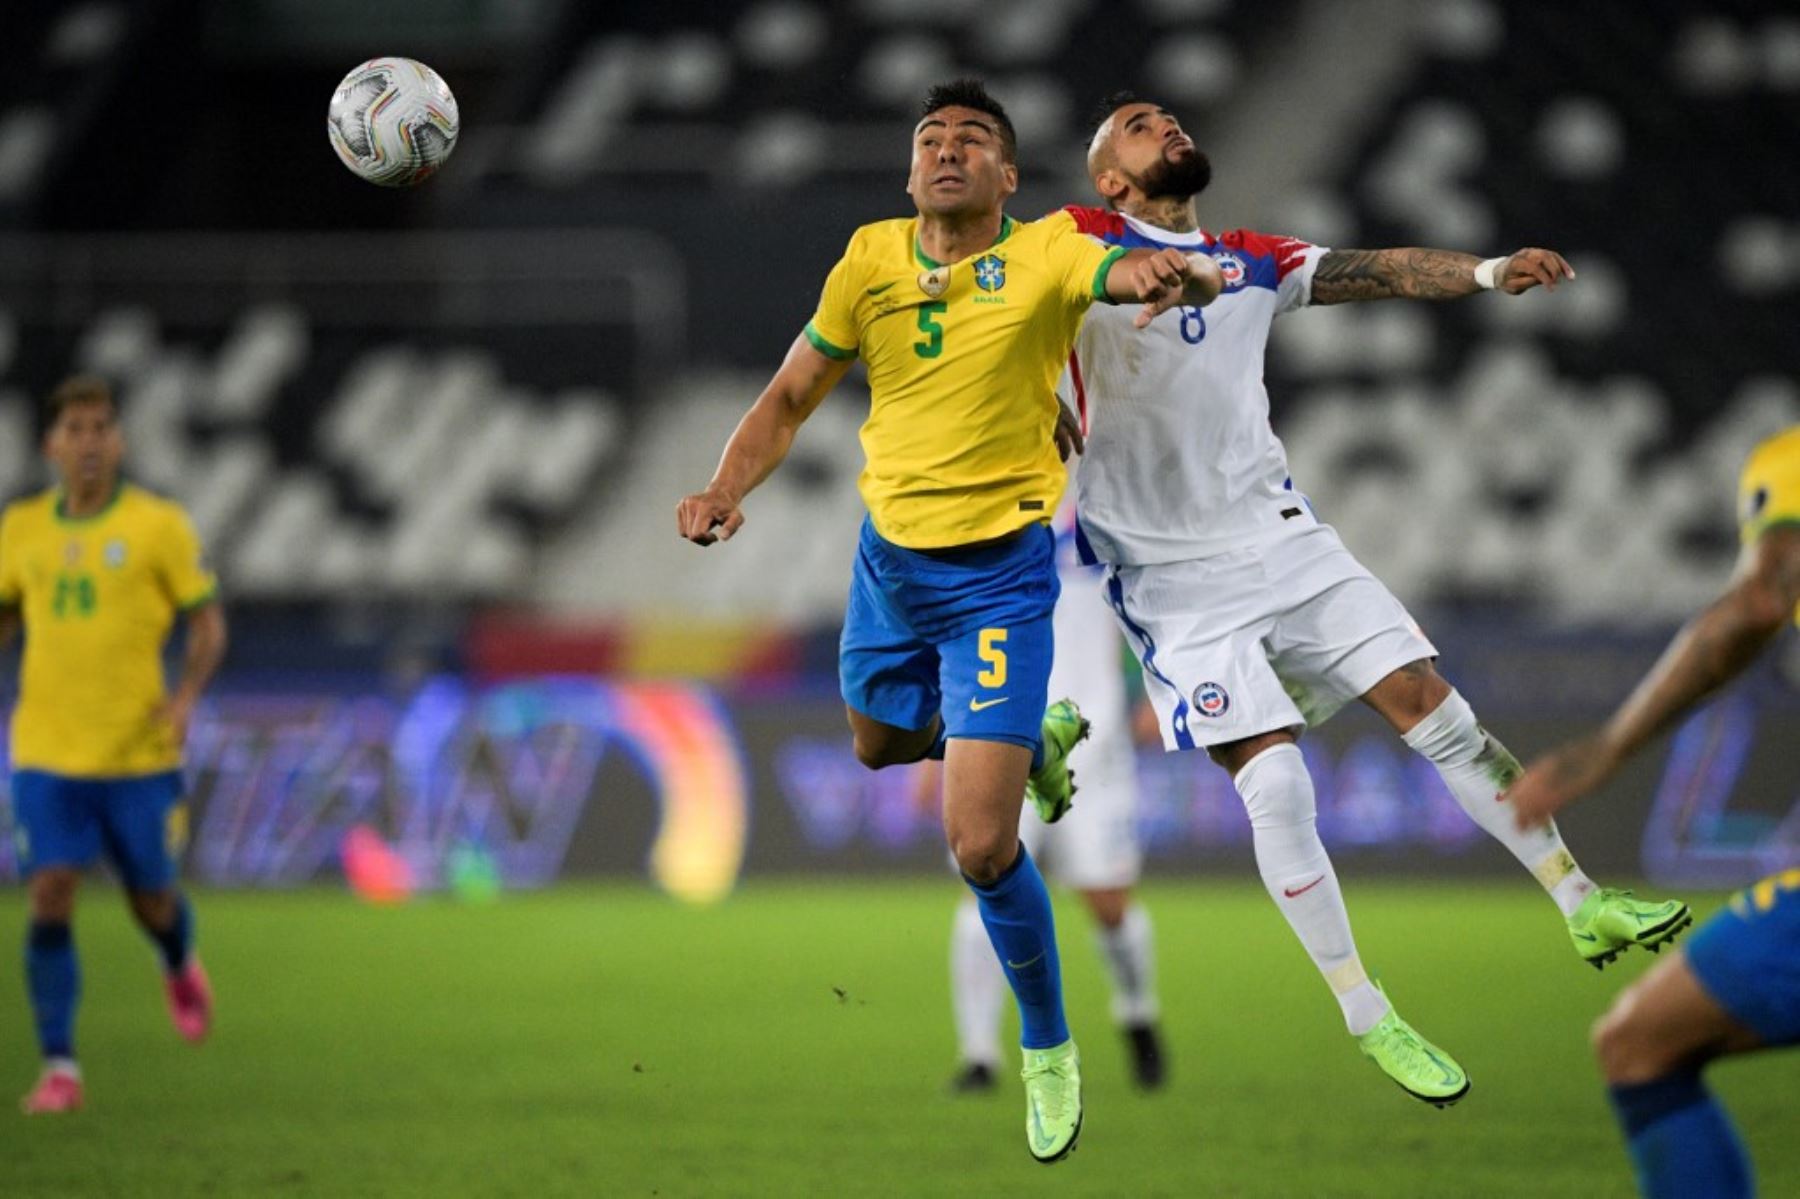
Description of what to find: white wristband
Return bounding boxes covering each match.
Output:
[1473,255,1509,291]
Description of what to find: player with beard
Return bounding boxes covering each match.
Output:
[1056,93,1690,1107]
[678,80,1221,1162]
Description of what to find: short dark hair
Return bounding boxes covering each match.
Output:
[46,374,117,426]
[919,78,1017,163]
[1090,90,1151,136]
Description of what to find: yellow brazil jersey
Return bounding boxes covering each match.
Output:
[0,483,217,776]
[1737,424,1800,626]
[803,210,1126,549]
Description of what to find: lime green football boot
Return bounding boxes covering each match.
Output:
[1567,888,1693,970]
[1020,1039,1083,1163]
[1025,699,1090,824]
[1357,996,1470,1109]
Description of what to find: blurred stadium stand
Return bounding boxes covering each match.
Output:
[0,0,1794,891]
[0,0,1796,631]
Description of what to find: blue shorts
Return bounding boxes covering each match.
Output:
[840,516,1058,750]
[11,769,189,891]
[1686,870,1800,1046]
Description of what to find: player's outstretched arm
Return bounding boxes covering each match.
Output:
[1310,247,1575,305]
[160,600,227,747]
[676,336,853,547]
[1103,248,1224,329]
[1509,525,1800,827]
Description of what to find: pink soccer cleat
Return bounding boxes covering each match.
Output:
[21,1064,83,1115]
[165,956,213,1044]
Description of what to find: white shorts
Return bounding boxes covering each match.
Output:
[1105,523,1436,752]
[948,562,1144,890]
[1022,562,1142,890]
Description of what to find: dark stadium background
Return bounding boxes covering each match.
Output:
[0,5,1796,1194]
[3,0,1793,897]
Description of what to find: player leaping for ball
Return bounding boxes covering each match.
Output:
[2,376,227,1114]
[922,488,1169,1096]
[1508,425,1799,1199]
[1057,93,1688,1108]
[677,80,1221,1163]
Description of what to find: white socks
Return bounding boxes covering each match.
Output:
[1227,693,1600,1041]
[1095,904,1160,1026]
[1234,743,1389,1036]
[951,898,1007,1067]
[1402,690,1596,918]
[951,896,1162,1065]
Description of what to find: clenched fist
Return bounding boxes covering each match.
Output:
[676,488,744,546]
[1131,248,1224,329]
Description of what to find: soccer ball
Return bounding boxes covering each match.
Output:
[327,57,460,187]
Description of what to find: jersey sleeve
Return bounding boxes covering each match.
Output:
[1045,210,1129,307]
[0,507,19,607]
[1221,230,1328,315]
[157,506,219,610]
[1739,428,1800,544]
[802,244,861,362]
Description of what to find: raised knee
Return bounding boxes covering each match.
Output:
[951,829,1015,884]
[28,871,79,922]
[1232,741,1313,829]
[853,736,889,770]
[853,727,919,770]
[1592,993,1666,1085]
[130,889,179,928]
[1378,660,1454,728]
[1590,1009,1626,1077]
[1083,888,1129,928]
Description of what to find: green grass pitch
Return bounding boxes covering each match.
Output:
[4,880,1795,1197]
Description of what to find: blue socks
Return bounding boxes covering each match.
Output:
[965,844,1068,1049]
[1609,1072,1753,1199]
[23,896,192,1065]
[26,921,78,1060]
[148,893,195,973]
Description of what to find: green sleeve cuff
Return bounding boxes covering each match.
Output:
[1091,245,1130,303]
[1747,516,1800,543]
[178,585,219,612]
[803,322,856,361]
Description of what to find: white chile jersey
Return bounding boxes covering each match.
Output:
[1057,206,1328,566]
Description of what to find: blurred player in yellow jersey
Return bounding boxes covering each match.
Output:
[0,376,228,1114]
[1509,425,1800,1199]
[677,79,1219,1162]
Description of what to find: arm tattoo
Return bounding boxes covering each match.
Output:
[1310,248,1485,305]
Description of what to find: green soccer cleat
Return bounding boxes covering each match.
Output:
[1567,888,1693,970]
[1025,699,1090,824]
[1357,998,1470,1109]
[1020,1039,1083,1163]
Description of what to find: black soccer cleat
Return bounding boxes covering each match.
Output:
[1125,1022,1167,1091]
[948,1061,997,1095]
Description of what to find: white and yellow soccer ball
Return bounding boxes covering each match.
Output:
[327,57,460,187]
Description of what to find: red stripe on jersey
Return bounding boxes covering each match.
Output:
[1069,349,1089,435]
[1061,205,1128,239]
[1220,229,1316,281]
